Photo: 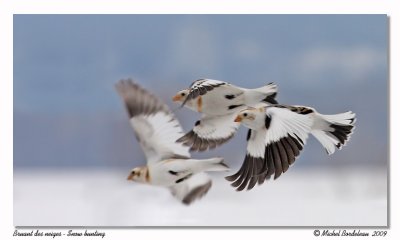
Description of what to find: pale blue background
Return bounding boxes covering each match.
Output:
[14,15,388,168]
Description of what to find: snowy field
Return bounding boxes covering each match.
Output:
[14,168,387,227]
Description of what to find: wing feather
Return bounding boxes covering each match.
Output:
[169,173,212,205]
[181,79,227,107]
[226,106,314,190]
[116,79,190,163]
[177,113,240,151]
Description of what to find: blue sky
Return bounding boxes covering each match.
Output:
[14,14,388,168]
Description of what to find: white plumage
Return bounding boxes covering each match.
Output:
[173,79,278,151]
[130,112,190,163]
[116,77,356,196]
[226,104,356,191]
[116,79,229,205]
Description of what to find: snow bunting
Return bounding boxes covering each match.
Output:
[226,104,356,191]
[116,79,229,204]
[173,79,278,151]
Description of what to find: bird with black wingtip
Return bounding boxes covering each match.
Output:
[227,103,356,191]
[116,79,229,205]
[172,78,279,152]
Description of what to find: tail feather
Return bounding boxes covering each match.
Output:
[188,157,230,172]
[206,157,230,172]
[253,82,278,95]
[322,111,356,125]
[247,82,279,105]
[312,111,356,155]
[262,92,278,104]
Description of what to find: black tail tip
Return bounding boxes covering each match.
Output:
[262,92,278,104]
[330,123,355,147]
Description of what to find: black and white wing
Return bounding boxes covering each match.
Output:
[176,113,240,151]
[169,173,212,205]
[181,79,228,106]
[116,79,190,163]
[226,106,314,191]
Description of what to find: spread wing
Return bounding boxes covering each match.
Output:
[176,113,240,151]
[116,79,190,163]
[181,79,228,107]
[169,173,212,205]
[226,106,314,191]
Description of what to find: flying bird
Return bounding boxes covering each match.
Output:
[115,79,229,205]
[226,104,356,191]
[172,79,278,151]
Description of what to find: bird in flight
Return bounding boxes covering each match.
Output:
[226,103,356,191]
[115,79,229,204]
[172,79,278,151]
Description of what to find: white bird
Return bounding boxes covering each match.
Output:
[115,79,229,205]
[226,104,356,191]
[172,78,278,151]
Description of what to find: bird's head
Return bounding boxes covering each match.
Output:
[172,89,190,103]
[127,167,148,183]
[234,107,265,128]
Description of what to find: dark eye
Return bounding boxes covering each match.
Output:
[181,92,186,96]
[243,113,248,117]
[131,170,136,175]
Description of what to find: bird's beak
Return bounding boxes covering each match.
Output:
[172,94,181,102]
[127,173,134,181]
[234,115,242,122]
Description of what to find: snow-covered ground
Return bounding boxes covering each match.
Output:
[14,168,387,226]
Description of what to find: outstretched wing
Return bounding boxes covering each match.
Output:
[176,113,240,151]
[116,79,190,163]
[181,79,228,107]
[226,105,314,191]
[169,173,212,205]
